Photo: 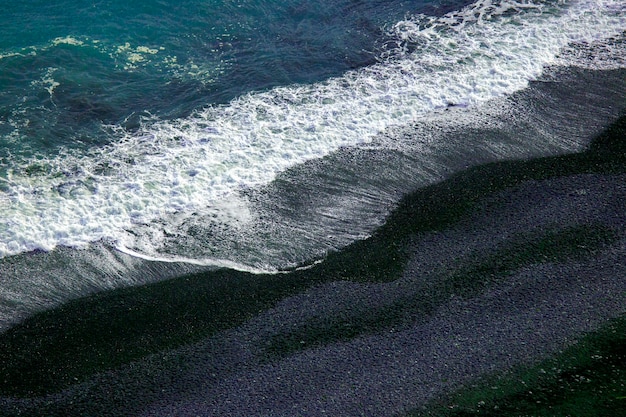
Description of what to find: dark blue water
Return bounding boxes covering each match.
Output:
[0,0,625,329]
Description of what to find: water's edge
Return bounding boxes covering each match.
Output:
[2,66,624,334]
[0,109,624,415]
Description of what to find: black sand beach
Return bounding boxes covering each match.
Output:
[1,114,625,415]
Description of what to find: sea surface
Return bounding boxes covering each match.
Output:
[1,0,625,329]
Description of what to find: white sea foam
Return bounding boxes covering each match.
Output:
[0,52,22,60]
[30,67,60,96]
[1,0,624,270]
[51,36,86,47]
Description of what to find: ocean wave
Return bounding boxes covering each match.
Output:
[1,0,624,268]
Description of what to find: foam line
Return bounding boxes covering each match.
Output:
[114,244,278,275]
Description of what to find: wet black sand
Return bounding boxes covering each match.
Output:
[0,114,625,416]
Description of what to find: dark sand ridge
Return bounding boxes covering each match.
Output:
[0,109,624,416]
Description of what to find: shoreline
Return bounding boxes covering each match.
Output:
[0,113,624,415]
[2,67,624,333]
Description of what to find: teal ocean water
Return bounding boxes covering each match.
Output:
[0,0,624,326]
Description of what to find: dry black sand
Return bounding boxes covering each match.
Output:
[0,114,624,416]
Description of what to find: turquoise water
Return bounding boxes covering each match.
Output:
[0,0,625,327]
